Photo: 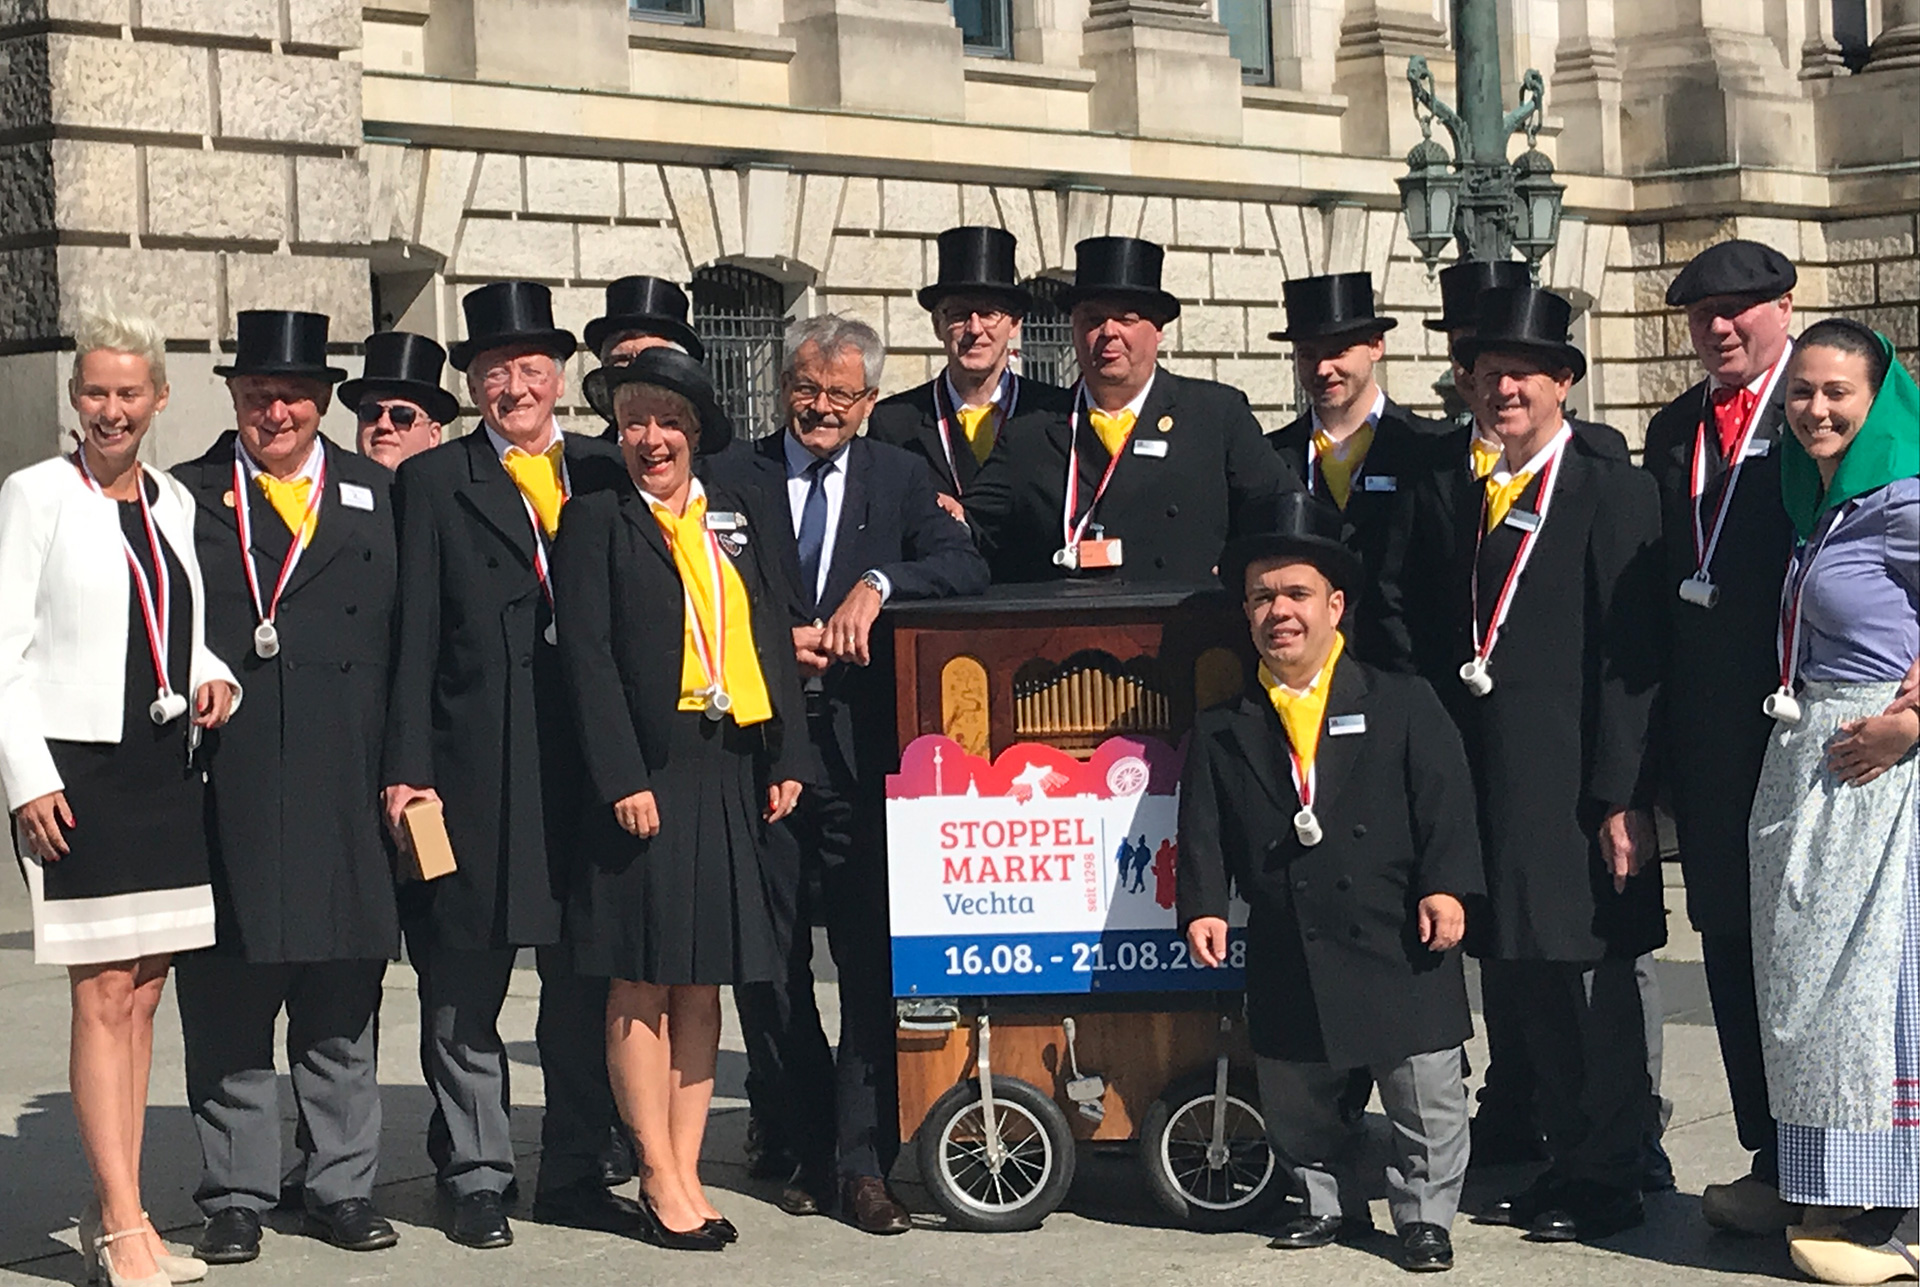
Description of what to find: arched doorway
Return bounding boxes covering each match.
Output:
[692,264,788,437]
[1018,276,1076,388]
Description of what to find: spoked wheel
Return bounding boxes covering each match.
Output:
[918,1076,1077,1232]
[1139,1070,1283,1231]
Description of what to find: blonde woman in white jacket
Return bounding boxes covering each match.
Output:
[0,309,239,1287]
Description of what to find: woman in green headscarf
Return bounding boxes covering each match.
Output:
[1746,318,1919,1284]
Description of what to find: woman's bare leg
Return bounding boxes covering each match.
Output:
[665,986,721,1222]
[606,979,704,1233]
[71,961,160,1279]
[126,957,171,1255]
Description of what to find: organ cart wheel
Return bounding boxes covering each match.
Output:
[918,1076,1077,1232]
[1139,1068,1282,1231]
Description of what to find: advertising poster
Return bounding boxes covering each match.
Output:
[886,734,1248,996]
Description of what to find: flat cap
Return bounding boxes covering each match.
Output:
[1666,239,1796,307]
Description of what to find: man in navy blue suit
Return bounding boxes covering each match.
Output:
[728,314,989,1235]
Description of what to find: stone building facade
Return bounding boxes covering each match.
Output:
[0,0,1914,474]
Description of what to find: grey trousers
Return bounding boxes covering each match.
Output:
[410,939,519,1197]
[174,955,386,1214]
[1257,1047,1471,1231]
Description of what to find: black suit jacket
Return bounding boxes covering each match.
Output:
[1395,424,1667,962]
[867,373,1077,497]
[1177,657,1483,1066]
[1642,374,1793,935]
[1267,398,1449,670]
[175,433,401,964]
[966,368,1302,583]
[382,429,627,951]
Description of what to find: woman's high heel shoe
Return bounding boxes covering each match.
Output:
[634,1196,724,1252]
[80,1203,206,1284]
[702,1215,738,1244]
[86,1228,170,1287]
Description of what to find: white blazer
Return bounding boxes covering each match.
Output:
[0,454,241,812]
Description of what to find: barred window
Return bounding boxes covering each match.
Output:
[692,265,787,438]
[1018,277,1076,389]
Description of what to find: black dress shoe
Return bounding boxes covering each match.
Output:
[1527,1182,1644,1243]
[1268,1213,1373,1249]
[597,1128,638,1188]
[307,1198,400,1252]
[1400,1222,1454,1272]
[635,1196,725,1251]
[448,1191,514,1249]
[702,1216,738,1244]
[530,1179,644,1234]
[194,1207,262,1264]
[1475,1174,1564,1228]
[777,1165,832,1217]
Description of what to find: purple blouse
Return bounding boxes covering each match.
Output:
[1795,476,1920,684]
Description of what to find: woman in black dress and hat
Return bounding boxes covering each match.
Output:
[553,348,811,1251]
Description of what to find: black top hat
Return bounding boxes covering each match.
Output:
[337,331,460,426]
[1057,237,1182,322]
[1269,272,1397,342]
[582,346,733,456]
[583,276,705,362]
[214,310,348,382]
[1218,490,1362,597]
[1451,286,1587,384]
[1425,259,1532,333]
[917,227,1033,313]
[448,281,578,371]
[1666,239,1797,308]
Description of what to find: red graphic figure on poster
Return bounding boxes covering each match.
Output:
[1153,838,1178,910]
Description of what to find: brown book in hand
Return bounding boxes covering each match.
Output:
[402,797,458,881]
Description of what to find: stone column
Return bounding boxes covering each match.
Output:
[1799,0,1848,78]
[1555,0,1625,173]
[1866,0,1920,71]
[0,0,370,476]
[1013,0,1089,67]
[1080,0,1246,142]
[781,0,967,120]
[1331,0,1452,157]
[1270,0,1340,94]
[423,0,631,91]
[1814,0,1920,163]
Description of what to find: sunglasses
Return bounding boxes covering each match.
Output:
[358,402,421,428]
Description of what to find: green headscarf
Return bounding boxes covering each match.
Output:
[1780,329,1920,539]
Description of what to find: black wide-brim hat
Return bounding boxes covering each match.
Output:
[214,310,348,382]
[1218,490,1362,597]
[917,226,1033,313]
[448,281,578,371]
[1451,286,1587,385]
[1269,271,1397,342]
[1057,236,1182,322]
[337,330,460,425]
[583,276,706,362]
[1426,259,1532,333]
[583,346,733,456]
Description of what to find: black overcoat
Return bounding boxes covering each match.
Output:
[965,368,1301,583]
[867,373,1077,498]
[1177,658,1484,1067]
[382,430,626,951]
[1395,426,1668,962]
[174,433,400,963]
[1642,375,1793,936]
[1266,399,1448,670]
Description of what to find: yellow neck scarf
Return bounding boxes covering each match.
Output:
[503,441,567,537]
[256,474,317,548]
[1311,421,1375,511]
[1469,435,1501,481]
[649,491,773,725]
[956,403,997,465]
[1484,470,1535,533]
[1258,631,1345,779]
[1088,408,1136,458]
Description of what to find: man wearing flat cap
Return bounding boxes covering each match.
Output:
[381,281,633,1248]
[968,235,1299,582]
[1394,286,1668,1243]
[172,310,402,1264]
[1267,271,1445,669]
[344,330,457,470]
[868,226,1074,509]
[1180,490,1482,1274]
[1640,238,1801,1236]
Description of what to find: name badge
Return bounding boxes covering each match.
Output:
[339,482,375,512]
[704,510,747,531]
[1362,475,1397,493]
[1131,439,1168,459]
[1743,439,1773,459]
[1504,508,1542,533]
[1328,714,1366,736]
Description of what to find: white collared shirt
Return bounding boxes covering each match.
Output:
[642,475,706,519]
[234,435,324,488]
[1707,338,1793,398]
[482,417,562,461]
[1490,420,1574,485]
[1310,387,1387,451]
[782,430,890,605]
[945,367,1012,412]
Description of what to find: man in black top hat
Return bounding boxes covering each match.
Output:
[967,235,1299,582]
[1640,238,1802,1236]
[342,331,458,470]
[173,310,403,1263]
[583,276,705,445]
[1267,271,1445,670]
[1180,490,1481,1274]
[381,281,636,1248]
[868,226,1074,507]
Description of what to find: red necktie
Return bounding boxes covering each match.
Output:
[1711,385,1757,460]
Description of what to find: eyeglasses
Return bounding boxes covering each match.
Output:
[938,306,1013,329]
[787,381,874,412]
[358,402,421,428]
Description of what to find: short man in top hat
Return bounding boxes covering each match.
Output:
[172,310,402,1263]
[1395,286,1667,1241]
[968,236,1299,582]
[343,330,457,470]
[1641,239,1801,1234]
[1267,271,1445,669]
[381,281,633,1248]
[868,226,1074,507]
[1180,490,1482,1274]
